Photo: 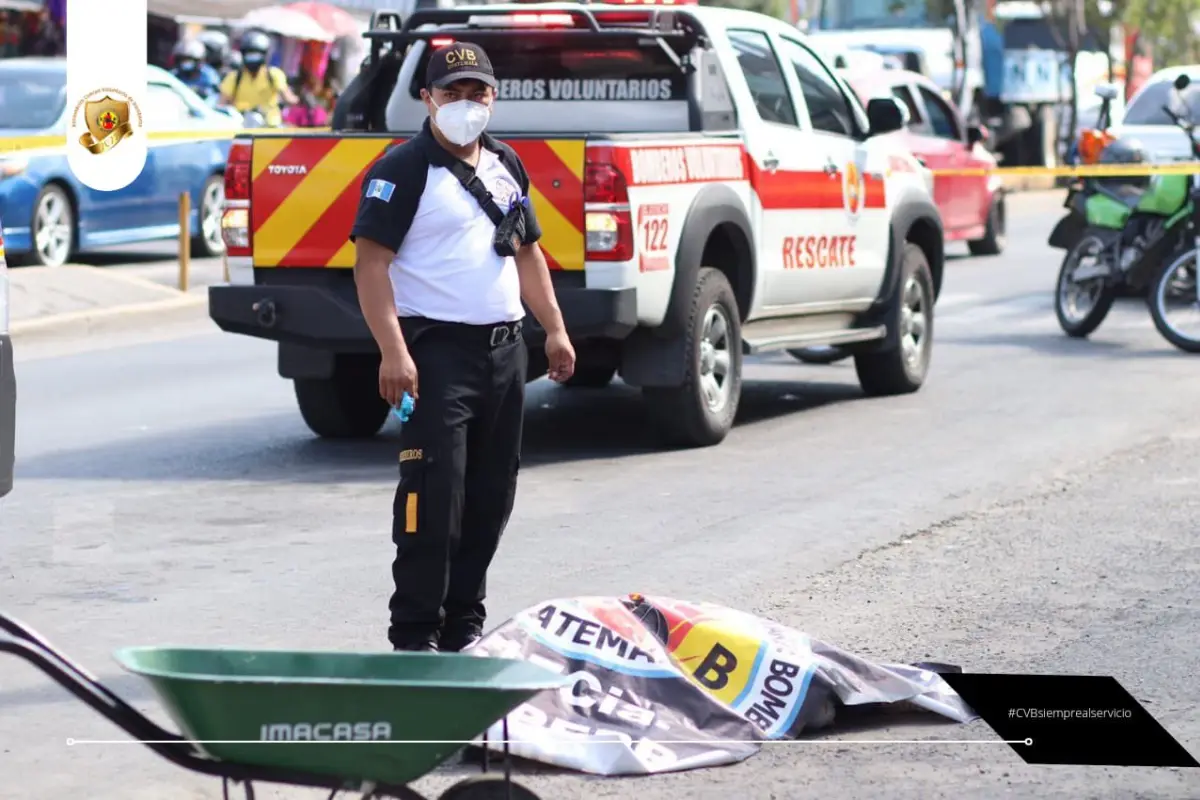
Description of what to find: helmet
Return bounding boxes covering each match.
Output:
[196,29,230,68]
[239,30,271,56]
[173,39,206,62]
[1097,138,1149,190]
[1097,137,1147,165]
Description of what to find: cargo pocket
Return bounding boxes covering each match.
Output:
[395,449,433,537]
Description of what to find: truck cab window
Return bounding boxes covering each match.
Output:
[777,37,856,137]
[726,30,797,127]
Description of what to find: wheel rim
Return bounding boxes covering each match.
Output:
[34,190,72,267]
[201,180,226,253]
[698,304,733,413]
[899,271,928,370]
[1058,238,1105,324]
[1154,252,1200,343]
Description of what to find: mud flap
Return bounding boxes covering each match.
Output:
[1048,213,1087,250]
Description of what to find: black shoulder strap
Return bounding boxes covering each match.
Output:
[447,160,506,226]
[233,67,244,98]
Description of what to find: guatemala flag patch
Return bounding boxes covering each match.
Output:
[365,179,395,202]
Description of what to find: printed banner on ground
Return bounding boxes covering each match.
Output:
[470,594,975,775]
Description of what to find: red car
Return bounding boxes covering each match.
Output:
[842,67,1006,256]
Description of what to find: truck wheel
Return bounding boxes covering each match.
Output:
[855,243,933,396]
[563,364,616,388]
[643,267,742,447]
[294,374,389,439]
[967,193,1005,256]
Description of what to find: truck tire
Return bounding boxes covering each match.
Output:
[643,267,742,447]
[855,243,934,396]
[563,364,616,388]
[967,192,1005,256]
[294,375,389,439]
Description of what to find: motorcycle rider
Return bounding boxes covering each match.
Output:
[171,39,222,103]
[217,30,298,128]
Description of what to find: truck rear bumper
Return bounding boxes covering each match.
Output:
[0,333,15,498]
[208,284,638,350]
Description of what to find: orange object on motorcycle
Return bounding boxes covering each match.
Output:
[1078,129,1117,164]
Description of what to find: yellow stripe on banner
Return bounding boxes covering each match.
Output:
[252,138,293,182]
[254,138,391,268]
[528,182,585,271]
[545,139,585,184]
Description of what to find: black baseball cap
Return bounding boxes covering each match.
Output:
[425,42,496,90]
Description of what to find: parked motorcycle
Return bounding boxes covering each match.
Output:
[1048,73,1200,352]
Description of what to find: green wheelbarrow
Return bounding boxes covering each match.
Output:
[0,612,571,799]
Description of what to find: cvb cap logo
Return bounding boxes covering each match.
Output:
[843,161,865,219]
[445,47,479,68]
[72,88,142,156]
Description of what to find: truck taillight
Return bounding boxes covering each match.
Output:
[224,140,251,201]
[223,139,252,258]
[584,150,633,261]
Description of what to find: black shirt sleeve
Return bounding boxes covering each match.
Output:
[496,146,542,245]
[348,143,428,253]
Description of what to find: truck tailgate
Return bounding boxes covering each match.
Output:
[249,134,586,271]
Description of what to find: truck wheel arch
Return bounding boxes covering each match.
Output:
[664,184,756,337]
[887,197,944,304]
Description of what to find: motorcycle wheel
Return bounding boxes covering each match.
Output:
[1055,235,1116,338]
[1147,249,1200,353]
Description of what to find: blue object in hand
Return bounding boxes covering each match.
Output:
[392,392,415,423]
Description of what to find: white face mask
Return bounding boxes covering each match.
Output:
[431,98,492,147]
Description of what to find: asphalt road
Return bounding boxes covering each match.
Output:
[2,191,1199,799]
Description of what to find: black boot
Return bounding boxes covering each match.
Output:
[439,626,482,653]
[392,637,439,652]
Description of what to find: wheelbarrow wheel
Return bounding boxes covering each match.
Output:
[438,774,542,800]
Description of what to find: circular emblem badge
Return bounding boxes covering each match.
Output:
[71,87,143,157]
[843,161,865,219]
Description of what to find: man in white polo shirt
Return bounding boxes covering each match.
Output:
[350,42,576,652]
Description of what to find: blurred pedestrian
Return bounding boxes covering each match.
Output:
[172,39,222,103]
[218,30,298,128]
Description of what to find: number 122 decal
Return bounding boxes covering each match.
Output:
[637,203,671,272]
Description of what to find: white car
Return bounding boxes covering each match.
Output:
[1109,65,1200,162]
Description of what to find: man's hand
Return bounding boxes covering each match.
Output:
[379,350,418,406]
[545,330,576,383]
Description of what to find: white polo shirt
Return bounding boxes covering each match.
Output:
[349,122,542,326]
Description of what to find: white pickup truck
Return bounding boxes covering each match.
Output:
[208,0,945,447]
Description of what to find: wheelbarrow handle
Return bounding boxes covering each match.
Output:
[0,611,183,745]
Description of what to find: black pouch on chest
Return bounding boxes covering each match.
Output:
[447,161,527,258]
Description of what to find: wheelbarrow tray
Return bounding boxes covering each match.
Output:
[115,647,566,788]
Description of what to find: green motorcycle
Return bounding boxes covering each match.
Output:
[1048,73,1200,352]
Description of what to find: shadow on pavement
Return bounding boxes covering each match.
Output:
[938,329,1184,360]
[16,379,864,483]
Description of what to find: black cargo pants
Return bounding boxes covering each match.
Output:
[388,316,527,651]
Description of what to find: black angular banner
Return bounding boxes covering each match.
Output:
[939,673,1199,768]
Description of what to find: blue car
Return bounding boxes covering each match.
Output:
[0,58,240,267]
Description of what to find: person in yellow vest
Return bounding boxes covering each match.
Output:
[218,30,298,127]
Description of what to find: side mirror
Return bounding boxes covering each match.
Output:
[1094,82,1119,101]
[1175,73,1191,91]
[866,97,905,136]
[967,124,988,146]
